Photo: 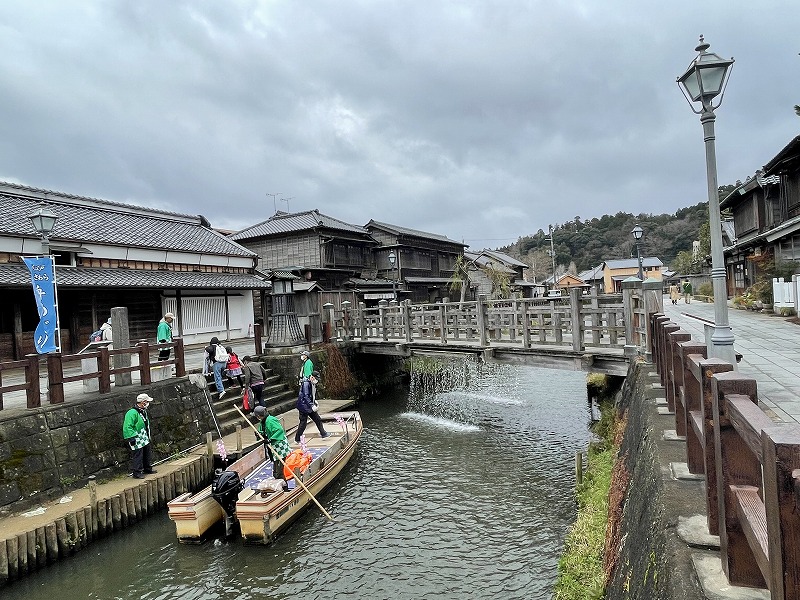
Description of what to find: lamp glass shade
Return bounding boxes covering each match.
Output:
[678,50,733,102]
[388,250,396,265]
[29,206,58,237]
[631,225,643,240]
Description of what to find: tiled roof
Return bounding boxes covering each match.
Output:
[577,265,604,281]
[0,182,255,258]
[604,257,663,269]
[480,249,528,268]
[365,220,465,246]
[231,210,369,240]
[0,265,270,289]
[463,251,517,274]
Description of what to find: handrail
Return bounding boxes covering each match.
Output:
[652,313,800,597]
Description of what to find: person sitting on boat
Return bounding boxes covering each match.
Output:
[253,406,291,484]
[295,376,330,443]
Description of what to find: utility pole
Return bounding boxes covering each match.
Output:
[266,192,281,213]
[546,225,557,292]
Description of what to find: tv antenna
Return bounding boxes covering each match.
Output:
[266,192,281,213]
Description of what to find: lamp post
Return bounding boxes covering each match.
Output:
[631,224,644,280]
[546,224,557,294]
[28,204,59,256]
[388,250,397,301]
[678,35,736,363]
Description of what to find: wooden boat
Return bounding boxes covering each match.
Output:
[237,410,362,544]
[167,441,268,543]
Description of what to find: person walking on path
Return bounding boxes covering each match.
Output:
[298,350,313,381]
[254,406,291,483]
[243,356,269,409]
[122,393,157,479]
[204,337,229,399]
[295,373,329,443]
[669,284,680,305]
[157,312,174,360]
[682,280,693,304]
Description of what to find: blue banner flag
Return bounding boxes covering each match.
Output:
[23,256,59,354]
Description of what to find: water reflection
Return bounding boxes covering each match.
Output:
[5,361,588,600]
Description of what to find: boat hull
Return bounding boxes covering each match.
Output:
[237,411,362,544]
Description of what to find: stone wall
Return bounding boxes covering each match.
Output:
[0,377,216,514]
[604,359,705,600]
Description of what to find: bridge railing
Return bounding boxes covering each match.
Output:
[652,314,800,598]
[337,290,633,352]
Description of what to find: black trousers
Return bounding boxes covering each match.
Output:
[158,348,171,361]
[250,383,264,407]
[295,411,326,442]
[131,443,153,474]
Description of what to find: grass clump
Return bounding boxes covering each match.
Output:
[554,402,617,600]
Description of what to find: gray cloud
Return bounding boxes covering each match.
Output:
[0,0,797,248]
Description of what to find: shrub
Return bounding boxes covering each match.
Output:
[697,282,713,299]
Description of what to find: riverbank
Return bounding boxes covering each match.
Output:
[0,397,355,587]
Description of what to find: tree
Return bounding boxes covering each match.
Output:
[448,255,472,304]
[484,263,512,299]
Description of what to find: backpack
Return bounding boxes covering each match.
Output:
[214,344,229,363]
[89,329,103,343]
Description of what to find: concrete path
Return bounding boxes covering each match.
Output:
[661,297,800,424]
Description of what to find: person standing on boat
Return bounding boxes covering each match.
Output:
[254,406,290,482]
[122,393,157,479]
[295,375,330,442]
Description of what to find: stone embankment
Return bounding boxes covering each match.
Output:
[604,359,767,600]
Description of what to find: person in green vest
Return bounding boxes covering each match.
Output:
[254,406,291,483]
[122,393,157,479]
[682,280,693,304]
[157,312,174,361]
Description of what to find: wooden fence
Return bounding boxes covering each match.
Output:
[652,314,800,598]
[0,339,185,410]
[327,288,631,352]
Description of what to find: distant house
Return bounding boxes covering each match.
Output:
[463,249,535,298]
[0,182,268,360]
[577,264,605,295]
[542,272,590,295]
[601,258,664,293]
[364,220,466,303]
[721,136,800,297]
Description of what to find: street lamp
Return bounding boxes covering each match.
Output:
[631,224,644,280]
[28,204,59,255]
[677,35,736,364]
[388,250,397,301]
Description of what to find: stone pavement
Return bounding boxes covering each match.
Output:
[661,297,800,424]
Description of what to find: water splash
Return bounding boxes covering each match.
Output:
[407,357,518,425]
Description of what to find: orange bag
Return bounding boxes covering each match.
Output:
[283,449,313,480]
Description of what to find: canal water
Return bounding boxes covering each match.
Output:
[6,362,590,600]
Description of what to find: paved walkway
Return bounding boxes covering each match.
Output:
[661,297,800,424]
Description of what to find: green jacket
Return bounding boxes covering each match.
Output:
[300,357,313,379]
[683,282,693,294]
[122,407,150,450]
[157,319,172,343]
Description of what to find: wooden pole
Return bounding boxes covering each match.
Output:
[576,451,583,485]
[232,403,335,522]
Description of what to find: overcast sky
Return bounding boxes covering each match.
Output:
[0,1,797,249]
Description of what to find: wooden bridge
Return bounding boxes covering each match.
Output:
[325,281,663,376]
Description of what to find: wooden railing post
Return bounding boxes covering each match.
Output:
[253,322,263,354]
[711,371,765,587]
[667,330,692,427]
[439,305,447,344]
[174,338,186,377]
[522,299,531,349]
[378,300,388,341]
[98,347,111,393]
[762,424,800,598]
[660,323,679,393]
[47,353,65,404]
[26,353,41,408]
[138,342,152,386]
[358,302,366,340]
[678,341,707,473]
[477,296,488,346]
[569,287,582,351]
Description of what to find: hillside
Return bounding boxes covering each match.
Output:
[498,202,710,279]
